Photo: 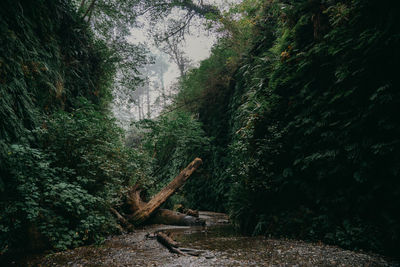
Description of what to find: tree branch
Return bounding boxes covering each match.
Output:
[82,0,96,21]
[163,12,196,41]
[170,0,220,17]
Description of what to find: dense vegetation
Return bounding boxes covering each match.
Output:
[130,111,211,208]
[0,0,145,253]
[1,0,399,260]
[147,0,399,257]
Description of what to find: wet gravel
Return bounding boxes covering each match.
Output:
[11,212,399,267]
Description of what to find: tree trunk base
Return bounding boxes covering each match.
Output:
[112,158,203,229]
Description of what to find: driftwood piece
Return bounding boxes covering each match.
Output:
[155,231,205,256]
[156,232,179,247]
[130,158,202,225]
[156,232,186,255]
[178,247,204,256]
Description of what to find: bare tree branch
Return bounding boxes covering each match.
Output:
[82,0,96,21]
[162,12,196,41]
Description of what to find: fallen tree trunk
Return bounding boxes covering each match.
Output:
[130,158,202,225]
[149,209,205,226]
[111,158,203,230]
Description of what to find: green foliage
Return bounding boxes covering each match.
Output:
[1,143,109,251]
[0,0,144,254]
[169,0,400,257]
[1,0,399,259]
[132,111,211,208]
[41,99,140,198]
[0,99,146,253]
[0,0,116,144]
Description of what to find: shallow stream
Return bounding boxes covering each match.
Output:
[6,211,398,266]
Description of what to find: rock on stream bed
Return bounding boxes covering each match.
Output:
[6,212,399,266]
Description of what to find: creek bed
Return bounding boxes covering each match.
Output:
[7,211,399,266]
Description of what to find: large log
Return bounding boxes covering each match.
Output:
[130,158,202,225]
[149,209,205,226]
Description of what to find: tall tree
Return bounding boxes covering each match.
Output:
[159,34,192,78]
[147,53,170,108]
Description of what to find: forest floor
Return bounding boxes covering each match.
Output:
[11,212,399,267]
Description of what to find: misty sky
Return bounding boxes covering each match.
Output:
[129,25,216,86]
[128,0,240,86]
[113,0,240,126]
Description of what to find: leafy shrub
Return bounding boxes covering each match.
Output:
[0,0,141,254]
[0,143,110,251]
[40,99,139,200]
[0,100,143,253]
[133,111,211,208]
